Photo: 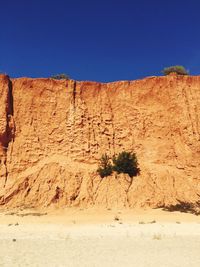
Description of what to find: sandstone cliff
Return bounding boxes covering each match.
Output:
[0,74,200,210]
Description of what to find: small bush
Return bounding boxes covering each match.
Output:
[97,154,113,178]
[51,73,70,80]
[162,65,189,76]
[112,151,140,177]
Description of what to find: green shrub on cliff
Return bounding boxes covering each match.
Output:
[162,65,188,75]
[51,73,70,80]
[97,154,113,178]
[97,151,140,178]
[113,151,140,177]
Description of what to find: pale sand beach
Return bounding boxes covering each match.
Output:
[0,208,200,267]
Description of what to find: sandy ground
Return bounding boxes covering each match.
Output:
[0,208,200,267]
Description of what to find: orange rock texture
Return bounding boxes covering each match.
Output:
[0,74,200,209]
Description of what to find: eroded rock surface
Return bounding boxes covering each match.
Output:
[0,74,200,209]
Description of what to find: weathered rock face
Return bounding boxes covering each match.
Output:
[0,75,14,188]
[0,74,200,209]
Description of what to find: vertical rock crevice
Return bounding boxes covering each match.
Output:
[68,79,77,109]
[73,80,76,109]
[2,77,15,187]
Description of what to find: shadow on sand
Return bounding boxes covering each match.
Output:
[161,200,200,216]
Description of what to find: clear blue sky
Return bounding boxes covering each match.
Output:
[1,0,200,82]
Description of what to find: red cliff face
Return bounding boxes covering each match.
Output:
[0,74,200,209]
